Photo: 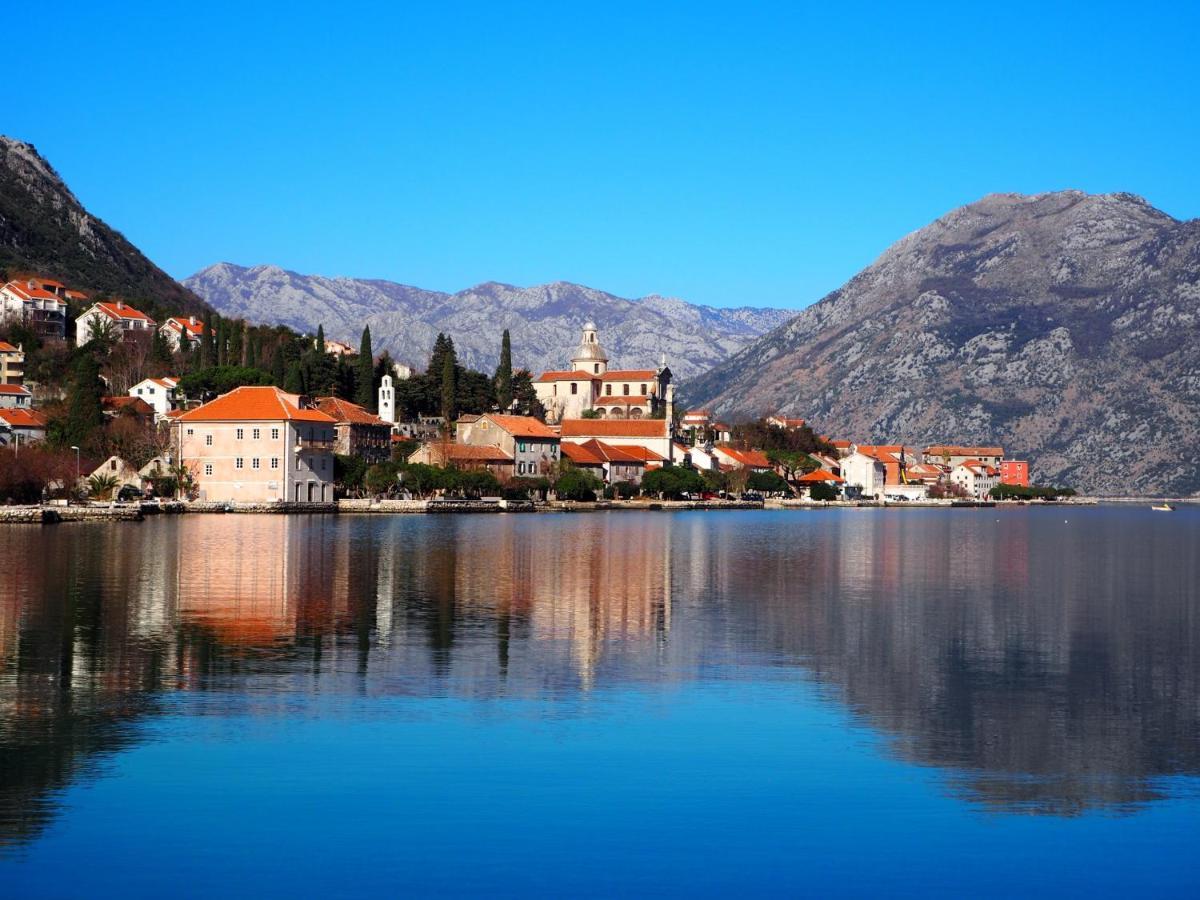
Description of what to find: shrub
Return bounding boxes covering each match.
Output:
[554,467,603,501]
[641,467,706,499]
[809,481,839,502]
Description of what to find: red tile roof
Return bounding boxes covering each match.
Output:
[0,408,46,427]
[418,443,513,463]
[0,384,31,396]
[600,369,657,381]
[715,444,771,468]
[102,396,155,415]
[177,386,337,423]
[534,370,588,382]
[94,301,154,322]
[798,469,844,483]
[590,440,659,462]
[2,281,61,302]
[559,419,668,438]
[594,395,650,405]
[561,442,606,466]
[480,414,559,438]
[163,316,206,336]
[0,341,20,352]
[316,396,389,426]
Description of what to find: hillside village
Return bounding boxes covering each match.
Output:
[0,274,1065,508]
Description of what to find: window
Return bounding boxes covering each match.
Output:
[236,428,244,440]
[623,384,630,396]
[517,461,525,475]
[272,428,280,440]
[594,364,600,374]
[236,458,244,469]
[187,428,194,436]
[252,458,260,469]
[252,428,261,440]
[205,434,213,446]
[110,459,117,471]
[571,382,578,395]
[321,457,327,471]
[204,463,213,476]
[271,458,279,469]
[640,383,647,394]
[518,441,527,453]
[605,384,612,395]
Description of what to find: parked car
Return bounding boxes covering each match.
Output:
[117,485,142,502]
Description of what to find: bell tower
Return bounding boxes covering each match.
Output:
[378,374,395,424]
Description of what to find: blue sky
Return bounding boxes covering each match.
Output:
[10,1,1198,309]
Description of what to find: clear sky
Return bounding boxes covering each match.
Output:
[9,1,1198,309]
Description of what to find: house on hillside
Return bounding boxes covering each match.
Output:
[75,300,156,346]
[0,279,69,340]
[766,415,807,431]
[533,322,674,423]
[159,316,206,351]
[456,414,560,478]
[102,396,156,425]
[0,341,24,385]
[0,384,32,409]
[129,377,180,419]
[173,386,337,503]
[924,444,1004,468]
[316,396,392,463]
[0,408,47,445]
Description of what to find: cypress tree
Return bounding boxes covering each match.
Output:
[200,312,214,368]
[440,345,457,421]
[60,353,105,448]
[494,329,513,411]
[356,325,375,410]
[284,361,305,395]
[316,324,326,353]
[271,346,286,386]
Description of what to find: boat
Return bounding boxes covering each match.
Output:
[1151,503,1174,511]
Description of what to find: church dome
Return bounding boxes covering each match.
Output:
[571,322,608,364]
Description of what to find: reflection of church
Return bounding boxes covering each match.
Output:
[533,323,673,424]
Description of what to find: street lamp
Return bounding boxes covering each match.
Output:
[70,445,80,497]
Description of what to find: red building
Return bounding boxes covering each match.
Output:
[1000,459,1029,487]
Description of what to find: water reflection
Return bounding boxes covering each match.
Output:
[1,508,1198,846]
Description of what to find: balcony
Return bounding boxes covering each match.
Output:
[295,437,334,453]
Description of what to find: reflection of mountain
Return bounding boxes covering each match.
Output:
[1,510,1199,847]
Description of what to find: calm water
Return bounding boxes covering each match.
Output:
[1,508,1198,897]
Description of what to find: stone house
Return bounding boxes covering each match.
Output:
[316,397,392,464]
[456,414,560,478]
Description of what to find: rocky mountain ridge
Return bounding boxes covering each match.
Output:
[0,136,208,316]
[184,263,792,380]
[683,190,1200,496]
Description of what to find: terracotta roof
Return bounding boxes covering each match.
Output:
[103,396,155,415]
[830,439,852,449]
[2,281,61,302]
[925,444,1004,457]
[163,317,206,336]
[0,341,20,352]
[316,396,389,426]
[177,386,337,423]
[594,395,650,405]
[534,370,588,382]
[94,301,154,322]
[0,384,31,396]
[600,369,657,381]
[416,443,513,463]
[0,408,47,427]
[715,445,771,468]
[559,419,668,438]
[591,441,659,462]
[65,290,88,300]
[798,469,844,483]
[482,414,559,438]
[561,442,606,466]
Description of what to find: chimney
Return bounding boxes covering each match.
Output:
[117,300,124,310]
[189,316,197,326]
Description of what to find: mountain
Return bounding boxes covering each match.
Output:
[0,136,208,317]
[683,191,1200,496]
[184,263,792,380]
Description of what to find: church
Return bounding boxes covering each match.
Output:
[533,323,673,423]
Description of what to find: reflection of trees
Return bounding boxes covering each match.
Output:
[2,510,1199,850]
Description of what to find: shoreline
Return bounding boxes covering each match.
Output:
[0,495,1165,525]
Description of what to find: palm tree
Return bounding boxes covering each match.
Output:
[88,473,119,500]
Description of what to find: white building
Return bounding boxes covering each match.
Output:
[1,279,69,340]
[0,408,47,445]
[533,323,673,423]
[129,377,180,420]
[951,460,1000,499]
[159,316,206,351]
[0,384,33,409]
[75,300,156,345]
[841,451,886,498]
[378,374,396,424]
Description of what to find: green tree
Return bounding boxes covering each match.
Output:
[356,325,375,410]
[53,352,105,449]
[641,467,706,499]
[747,470,790,494]
[810,481,839,502]
[149,327,173,371]
[440,347,457,421]
[494,329,513,411]
[553,466,603,501]
[199,312,214,368]
[88,473,119,500]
